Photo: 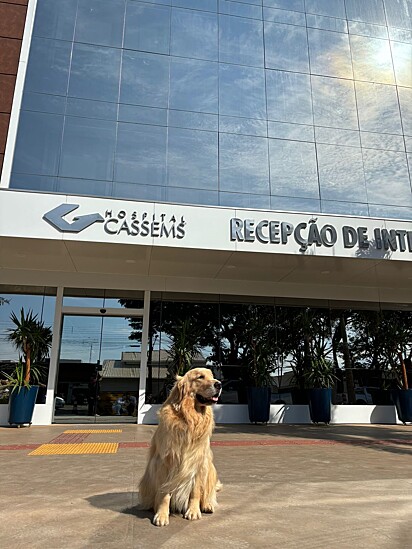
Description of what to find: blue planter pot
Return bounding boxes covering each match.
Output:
[392,389,412,424]
[247,387,271,424]
[9,386,39,426]
[309,388,332,424]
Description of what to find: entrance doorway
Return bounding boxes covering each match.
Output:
[53,307,143,424]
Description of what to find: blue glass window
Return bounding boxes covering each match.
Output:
[345,0,386,26]
[25,38,71,96]
[115,123,167,185]
[167,127,218,189]
[170,58,218,113]
[113,182,167,201]
[312,76,358,130]
[10,173,57,192]
[266,70,313,124]
[355,82,402,134]
[305,0,346,19]
[120,51,170,108]
[69,43,121,102]
[308,28,353,79]
[263,7,306,25]
[350,36,395,84]
[219,64,266,119]
[317,144,367,202]
[219,133,269,194]
[66,98,117,121]
[270,196,321,213]
[169,110,218,131]
[75,0,125,48]
[361,132,404,152]
[220,116,267,137]
[268,121,314,142]
[173,0,217,11]
[363,150,412,206]
[315,127,360,147]
[220,1,262,20]
[171,8,218,61]
[118,104,167,126]
[264,22,309,72]
[398,86,412,135]
[384,0,412,30]
[219,14,264,67]
[219,192,270,209]
[263,0,304,12]
[59,117,117,180]
[21,92,66,115]
[269,139,319,199]
[167,187,218,206]
[12,111,63,176]
[57,178,112,197]
[391,42,412,87]
[33,0,77,41]
[322,200,369,217]
[124,3,171,54]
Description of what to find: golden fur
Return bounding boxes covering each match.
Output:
[139,367,222,526]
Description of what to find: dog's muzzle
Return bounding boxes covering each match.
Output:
[196,381,222,405]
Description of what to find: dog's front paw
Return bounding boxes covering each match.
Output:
[201,502,215,513]
[153,512,169,527]
[184,507,202,521]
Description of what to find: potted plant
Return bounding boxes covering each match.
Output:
[242,310,276,424]
[304,355,337,424]
[2,308,52,427]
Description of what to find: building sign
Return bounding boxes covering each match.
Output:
[43,204,186,239]
[230,217,412,254]
[2,190,412,262]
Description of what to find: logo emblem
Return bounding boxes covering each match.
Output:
[43,204,104,233]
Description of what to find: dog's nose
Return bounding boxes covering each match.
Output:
[214,381,222,390]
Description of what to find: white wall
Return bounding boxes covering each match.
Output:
[138,403,402,425]
[0,403,403,426]
[0,402,53,426]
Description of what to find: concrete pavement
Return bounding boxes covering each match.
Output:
[1,423,412,548]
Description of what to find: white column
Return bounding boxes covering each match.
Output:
[44,286,64,424]
[137,290,151,424]
[0,0,38,188]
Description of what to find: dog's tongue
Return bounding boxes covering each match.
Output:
[211,396,219,402]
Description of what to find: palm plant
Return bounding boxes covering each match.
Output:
[242,307,277,388]
[167,318,202,377]
[304,355,337,389]
[6,308,52,386]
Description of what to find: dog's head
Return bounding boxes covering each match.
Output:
[173,368,222,407]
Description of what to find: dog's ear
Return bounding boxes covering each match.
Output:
[166,375,187,406]
[176,375,188,402]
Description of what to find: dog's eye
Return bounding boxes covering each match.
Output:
[198,375,205,380]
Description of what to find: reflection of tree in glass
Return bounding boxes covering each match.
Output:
[349,310,412,390]
[355,238,392,260]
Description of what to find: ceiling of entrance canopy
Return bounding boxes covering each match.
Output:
[1,237,412,294]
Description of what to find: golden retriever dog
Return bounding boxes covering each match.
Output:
[139,367,222,526]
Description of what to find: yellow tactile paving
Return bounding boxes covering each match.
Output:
[28,443,119,455]
[63,429,123,434]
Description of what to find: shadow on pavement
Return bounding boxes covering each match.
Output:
[87,491,151,522]
[214,423,412,457]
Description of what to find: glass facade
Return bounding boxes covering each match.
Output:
[8,0,412,219]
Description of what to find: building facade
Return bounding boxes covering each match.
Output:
[1,0,412,425]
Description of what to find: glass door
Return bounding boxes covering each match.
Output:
[54,314,142,424]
